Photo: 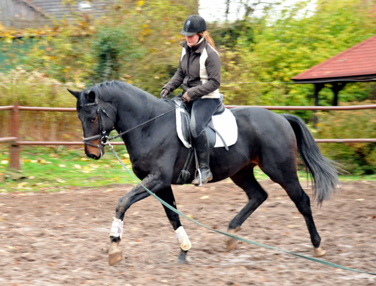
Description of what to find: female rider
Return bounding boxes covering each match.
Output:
[160,15,221,186]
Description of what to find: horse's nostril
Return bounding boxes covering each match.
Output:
[87,153,100,160]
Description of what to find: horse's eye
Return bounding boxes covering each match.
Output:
[89,117,96,123]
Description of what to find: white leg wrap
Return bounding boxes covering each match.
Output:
[109,218,123,239]
[175,226,191,251]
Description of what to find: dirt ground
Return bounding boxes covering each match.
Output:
[0,179,375,285]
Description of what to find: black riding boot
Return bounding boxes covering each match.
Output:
[192,130,213,186]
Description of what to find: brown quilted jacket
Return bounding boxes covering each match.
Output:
[163,38,221,100]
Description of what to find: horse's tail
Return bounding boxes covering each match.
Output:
[282,114,339,205]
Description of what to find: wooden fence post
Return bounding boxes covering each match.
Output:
[9,103,20,170]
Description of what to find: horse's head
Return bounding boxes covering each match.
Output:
[68,88,115,160]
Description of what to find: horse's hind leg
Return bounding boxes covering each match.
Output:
[157,186,191,263]
[227,165,268,251]
[264,165,326,257]
[282,178,326,256]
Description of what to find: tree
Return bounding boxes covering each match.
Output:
[246,0,376,106]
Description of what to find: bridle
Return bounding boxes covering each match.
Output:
[82,98,113,150]
[82,98,178,151]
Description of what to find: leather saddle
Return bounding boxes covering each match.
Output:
[174,96,238,150]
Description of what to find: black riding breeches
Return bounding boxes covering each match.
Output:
[189,98,221,138]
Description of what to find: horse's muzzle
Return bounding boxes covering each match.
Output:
[85,140,104,160]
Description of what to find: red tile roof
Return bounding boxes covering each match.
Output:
[292,35,376,82]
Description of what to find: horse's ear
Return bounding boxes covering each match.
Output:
[67,89,80,99]
[87,90,96,103]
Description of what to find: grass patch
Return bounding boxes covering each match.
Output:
[0,146,137,192]
[0,147,375,193]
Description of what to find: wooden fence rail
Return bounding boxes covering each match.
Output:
[1,103,376,171]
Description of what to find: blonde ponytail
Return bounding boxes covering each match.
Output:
[199,31,216,50]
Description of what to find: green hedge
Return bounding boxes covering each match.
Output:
[316,102,376,175]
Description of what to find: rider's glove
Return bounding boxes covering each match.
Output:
[182,92,191,102]
[160,89,169,99]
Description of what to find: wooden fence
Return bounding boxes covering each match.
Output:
[1,103,376,171]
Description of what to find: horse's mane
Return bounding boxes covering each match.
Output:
[86,80,153,102]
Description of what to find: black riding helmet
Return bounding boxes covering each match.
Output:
[181,15,206,36]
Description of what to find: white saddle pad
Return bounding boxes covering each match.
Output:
[212,108,238,148]
[176,105,238,149]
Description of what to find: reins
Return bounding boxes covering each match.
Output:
[82,99,177,148]
[107,106,177,141]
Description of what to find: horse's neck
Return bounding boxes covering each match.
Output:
[113,91,167,148]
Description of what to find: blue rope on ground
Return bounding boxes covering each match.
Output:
[109,144,376,276]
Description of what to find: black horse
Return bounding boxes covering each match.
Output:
[69,80,338,266]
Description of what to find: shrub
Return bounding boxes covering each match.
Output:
[316,101,376,175]
[0,68,82,142]
[90,25,141,83]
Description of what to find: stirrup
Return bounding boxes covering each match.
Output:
[192,168,213,186]
[194,168,203,186]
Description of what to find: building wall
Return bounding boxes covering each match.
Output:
[0,0,49,28]
[0,0,199,29]
[31,0,115,20]
[0,0,115,29]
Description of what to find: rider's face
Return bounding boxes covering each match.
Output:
[185,34,200,47]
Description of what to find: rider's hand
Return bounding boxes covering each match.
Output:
[182,92,191,102]
[160,89,169,98]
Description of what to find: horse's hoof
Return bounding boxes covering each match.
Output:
[313,246,326,257]
[177,257,189,264]
[108,243,123,266]
[226,237,239,251]
[177,250,189,264]
[226,228,240,251]
[109,248,123,265]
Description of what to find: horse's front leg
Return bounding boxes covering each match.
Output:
[108,175,164,266]
[157,186,191,264]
